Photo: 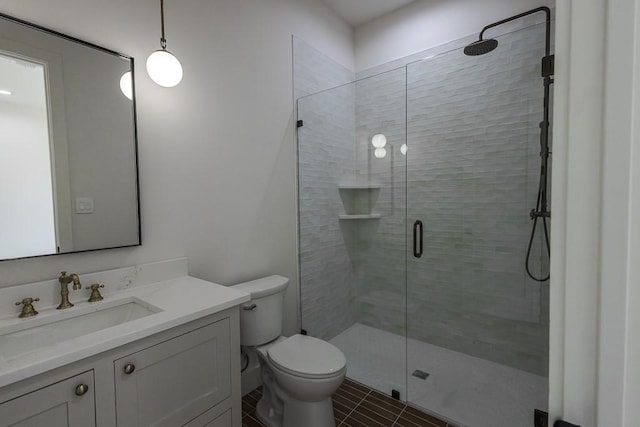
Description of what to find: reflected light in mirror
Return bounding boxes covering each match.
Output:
[119,71,133,100]
[374,147,387,159]
[0,89,11,95]
[401,144,408,155]
[146,49,183,87]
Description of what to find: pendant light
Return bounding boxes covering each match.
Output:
[146,0,183,87]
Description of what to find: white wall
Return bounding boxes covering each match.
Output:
[60,45,138,252]
[0,0,353,337]
[355,0,554,72]
[597,0,640,425]
[549,2,605,424]
[544,1,640,426]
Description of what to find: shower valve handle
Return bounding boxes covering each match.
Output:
[530,209,551,219]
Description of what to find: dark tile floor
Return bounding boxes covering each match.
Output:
[242,378,457,427]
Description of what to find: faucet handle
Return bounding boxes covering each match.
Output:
[86,284,104,302]
[15,297,40,305]
[15,298,40,318]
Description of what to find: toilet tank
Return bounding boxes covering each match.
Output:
[231,275,289,346]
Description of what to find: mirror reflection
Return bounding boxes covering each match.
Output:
[0,13,140,260]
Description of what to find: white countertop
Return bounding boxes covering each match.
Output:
[0,259,250,389]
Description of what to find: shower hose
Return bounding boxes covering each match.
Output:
[525,156,551,282]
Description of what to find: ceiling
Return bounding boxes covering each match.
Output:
[321,0,417,27]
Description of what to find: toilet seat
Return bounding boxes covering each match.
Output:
[267,334,346,379]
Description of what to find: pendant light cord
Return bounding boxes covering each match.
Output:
[160,0,167,49]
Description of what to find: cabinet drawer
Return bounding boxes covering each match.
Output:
[0,370,95,427]
[114,318,231,427]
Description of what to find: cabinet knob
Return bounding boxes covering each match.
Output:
[75,383,89,396]
[124,363,136,375]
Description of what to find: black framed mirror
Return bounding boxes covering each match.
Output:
[0,12,140,261]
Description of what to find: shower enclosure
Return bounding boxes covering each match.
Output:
[297,20,551,427]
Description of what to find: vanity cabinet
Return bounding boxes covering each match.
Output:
[114,319,231,427]
[0,371,95,427]
[0,308,241,427]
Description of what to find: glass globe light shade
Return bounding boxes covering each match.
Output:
[146,49,183,87]
[400,143,408,155]
[374,147,387,159]
[371,133,387,149]
[119,71,133,100]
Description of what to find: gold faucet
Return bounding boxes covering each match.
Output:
[57,271,82,309]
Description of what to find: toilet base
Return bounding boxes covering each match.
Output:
[256,393,336,427]
[282,396,335,427]
[255,360,284,427]
[256,398,282,427]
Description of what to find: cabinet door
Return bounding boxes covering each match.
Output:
[183,407,233,427]
[204,409,231,427]
[0,371,95,427]
[115,319,231,427]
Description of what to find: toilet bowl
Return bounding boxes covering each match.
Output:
[232,276,346,427]
[249,335,346,427]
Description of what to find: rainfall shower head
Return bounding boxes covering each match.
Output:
[464,7,552,59]
[463,38,498,56]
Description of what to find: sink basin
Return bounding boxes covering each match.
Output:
[0,298,161,360]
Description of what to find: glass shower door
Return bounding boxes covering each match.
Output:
[297,68,409,400]
[405,22,550,427]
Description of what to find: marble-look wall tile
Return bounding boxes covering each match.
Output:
[296,23,550,376]
[354,23,550,376]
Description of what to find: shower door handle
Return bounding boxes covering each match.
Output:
[413,220,423,258]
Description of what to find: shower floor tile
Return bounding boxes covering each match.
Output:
[329,323,548,427]
[241,378,455,427]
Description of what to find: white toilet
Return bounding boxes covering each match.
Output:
[232,275,346,427]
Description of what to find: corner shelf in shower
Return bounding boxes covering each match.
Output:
[337,183,381,190]
[338,213,382,220]
[338,182,381,219]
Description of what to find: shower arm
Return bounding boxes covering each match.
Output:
[478,6,550,55]
[478,6,553,76]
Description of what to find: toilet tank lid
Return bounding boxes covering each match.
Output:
[231,275,289,298]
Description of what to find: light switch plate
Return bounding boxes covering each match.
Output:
[75,197,94,214]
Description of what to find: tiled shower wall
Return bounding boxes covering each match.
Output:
[351,69,408,336]
[354,23,550,376]
[297,22,550,376]
[294,38,358,340]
